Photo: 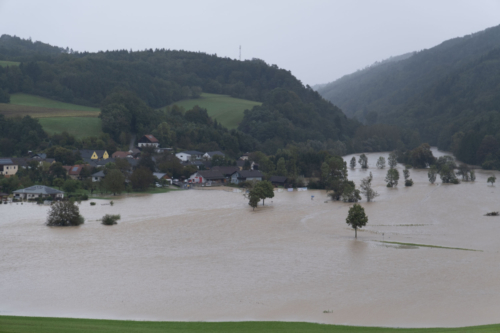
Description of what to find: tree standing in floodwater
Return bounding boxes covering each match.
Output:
[488,175,496,186]
[428,165,437,184]
[385,168,399,187]
[376,156,386,169]
[346,204,368,238]
[350,157,356,169]
[358,154,368,169]
[388,151,398,169]
[360,172,379,202]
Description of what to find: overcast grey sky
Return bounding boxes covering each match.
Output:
[1,0,499,85]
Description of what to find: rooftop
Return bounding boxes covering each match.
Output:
[13,185,64,195]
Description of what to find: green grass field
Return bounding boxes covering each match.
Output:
[1,316,500,333]
[167,93,261,129]
[0,60,19,67]
[0,93,101,138]
[38,117,103,139]
[10,93,99,112]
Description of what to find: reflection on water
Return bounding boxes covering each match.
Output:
[1,148,500,327]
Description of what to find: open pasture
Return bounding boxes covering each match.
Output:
[0,60,20,67]
[38,117,103,138]
[166,93,261,129]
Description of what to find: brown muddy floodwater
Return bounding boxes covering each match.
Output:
[1,148,500,327]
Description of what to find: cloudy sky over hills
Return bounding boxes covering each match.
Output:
[1,0,499,85]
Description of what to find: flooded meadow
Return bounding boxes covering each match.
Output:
[1,149,500,327]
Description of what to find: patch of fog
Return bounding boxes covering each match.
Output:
[1,148,500,327]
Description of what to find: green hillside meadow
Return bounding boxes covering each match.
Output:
[1,316,500,333]
[167,93,261,129]
[10,93,99,111]
[0,93,102,138]
[0,60,19,67]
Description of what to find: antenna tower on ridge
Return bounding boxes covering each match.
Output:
[239,45,241,61]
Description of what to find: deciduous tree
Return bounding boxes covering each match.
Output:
[376,156,386,169]
[385,168,399,187]
[346,204,368,238]
[360,172,379,202]
[358,154,368,169]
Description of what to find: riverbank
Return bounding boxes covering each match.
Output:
[2,316,500,333]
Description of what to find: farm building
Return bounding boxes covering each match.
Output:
[13,185,64,200]
[230,170,263,184]
[0,158,18,177]
[138,135,160,148]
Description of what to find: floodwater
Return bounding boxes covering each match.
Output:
[1,148,500,328]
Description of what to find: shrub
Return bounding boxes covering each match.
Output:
[46,201,85,226]
[90,202,96,206]
[102,214,121,225]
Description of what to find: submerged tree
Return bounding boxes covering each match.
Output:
[388,151,398,169]
[46,201,85,227]
[385,168,400,187]
[102,214,121,225]
[346,204,368,239]
[338,181,361,203]
[358,154,368,169]
[376,156,386,169]
[439,164,458,184]
[403,167,413,187]
[350,156,356,169]
[488,175,496,186]
[456,163,471,181]
[360,172,379,202]
[428,165,437,184]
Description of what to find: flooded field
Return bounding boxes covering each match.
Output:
[1,149,500,327]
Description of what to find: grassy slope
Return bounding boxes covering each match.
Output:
[1,317,500,333]
[0,60,19,67]
[38,117,103,139]
[10,93,99,112]
[167,93,261,129]
[0,93,101,138]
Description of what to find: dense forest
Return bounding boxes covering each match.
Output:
[0,34,422,159]
[317,24,500,168]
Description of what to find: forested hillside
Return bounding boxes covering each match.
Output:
[317,24,500,167]
[0,34,423,158]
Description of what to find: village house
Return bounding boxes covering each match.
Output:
[112,151,132,159]
[91,170,105,182]
[62,165,88,180]
[189,170,226,184]
[138,134,160,148]
[153,172,172,184]
[0,158,18,177]
[13,185,64,200]
[230,170,264,184]
[239,153,250,161]
[76,150,109,165]
[176,150,204,162]
[211,166,239,181]
[12,157,55,169]
[203,151,225,160]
